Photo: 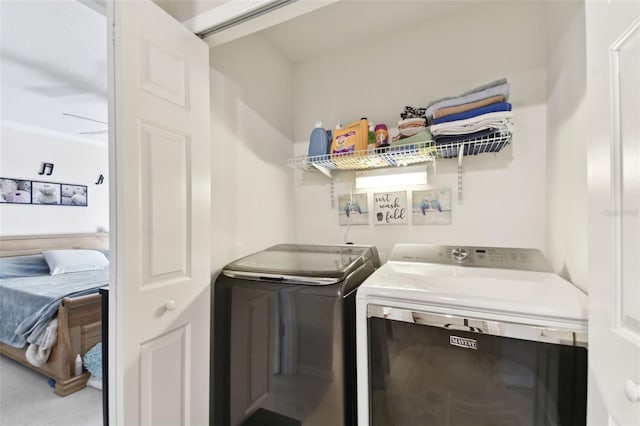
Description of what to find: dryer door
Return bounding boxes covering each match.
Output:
[366,305,587,426]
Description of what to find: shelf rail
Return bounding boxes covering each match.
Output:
[288,130,512,175]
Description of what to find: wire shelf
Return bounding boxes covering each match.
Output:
[288,129,512,172]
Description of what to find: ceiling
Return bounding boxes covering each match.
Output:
[0,0,483,144]
[0,1,108,143]
[257,0,471,63]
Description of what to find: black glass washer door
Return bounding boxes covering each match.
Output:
[367,316,587,426]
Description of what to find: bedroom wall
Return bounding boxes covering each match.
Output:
[209,33,295,272]
[0,123,109,236]
[544,1,588,292]
[290,1,549,261]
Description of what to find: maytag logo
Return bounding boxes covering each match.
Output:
[450,335,477,350]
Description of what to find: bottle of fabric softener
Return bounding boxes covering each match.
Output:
[308,121,330,158]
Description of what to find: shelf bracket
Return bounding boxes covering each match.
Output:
[330,178,335,209]
[311,163,332,179]
[457,144,465,204]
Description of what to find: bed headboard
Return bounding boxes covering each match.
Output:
[0,233,109,257]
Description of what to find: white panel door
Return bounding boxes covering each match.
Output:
[588,1,640,425]
[108,1,210,425]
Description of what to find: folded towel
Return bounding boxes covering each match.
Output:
[434,128,496,144]
[398,117,427,137]
[391,129,433,145]
[426,80,510,121]
[432,102,512,125]
[25,318,58,367]
[426,78,507,109]
[433,95,505,119]
[430,111,513,136]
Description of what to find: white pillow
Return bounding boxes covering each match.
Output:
[42,249,109,275]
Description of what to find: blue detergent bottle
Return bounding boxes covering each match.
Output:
[308,121,330,158]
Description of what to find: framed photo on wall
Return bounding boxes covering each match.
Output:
[32,181,61,205]
[61,183,88,206]
[0,178,88,207]
[0,178,31,204]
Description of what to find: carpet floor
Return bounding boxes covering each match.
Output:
[0,355,102,426]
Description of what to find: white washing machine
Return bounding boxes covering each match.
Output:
[356,244,588,426]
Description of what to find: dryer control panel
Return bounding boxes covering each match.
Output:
[389,244,552,272]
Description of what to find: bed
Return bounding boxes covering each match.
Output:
[0,233,109,396]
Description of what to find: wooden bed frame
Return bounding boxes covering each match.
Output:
[0,233,109,396]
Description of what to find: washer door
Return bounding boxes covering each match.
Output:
[367,306,587,426]
[214,276,356,426]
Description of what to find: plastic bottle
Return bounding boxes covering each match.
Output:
[368,123,375,154]
[74,353,83,376]
[375,124,389,147]
[308,121,330,158]
[360,117,369,151]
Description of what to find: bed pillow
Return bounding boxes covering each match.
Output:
[42,249,109,275]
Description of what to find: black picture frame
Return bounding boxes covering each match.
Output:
[60,183,88,207]
[0,178,88,207]
[0,178,31,204]
[32,181,62,205]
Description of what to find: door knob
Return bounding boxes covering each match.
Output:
[164,300,177,311]
[624,379,640,402]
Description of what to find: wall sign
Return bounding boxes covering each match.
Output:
[412,188,451,225]
[338,193,369,226]
[0,177,88,207]
[374,191,407,225]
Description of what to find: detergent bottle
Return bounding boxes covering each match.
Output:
[308,121,330,158]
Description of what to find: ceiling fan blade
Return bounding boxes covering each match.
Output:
[63,112,108,125]
[79,130,108,135]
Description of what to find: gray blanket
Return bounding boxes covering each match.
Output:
[0,267,109,348]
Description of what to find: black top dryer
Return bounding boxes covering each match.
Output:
[212,244,380,426]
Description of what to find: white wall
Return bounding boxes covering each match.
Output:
[0,123,109,236]
[291,2,549,261]
[544,2,588,291]
[209,34,295,272]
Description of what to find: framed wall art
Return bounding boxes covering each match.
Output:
[0,178,31,204]
[338,193,369,226]
[412,188,452,225]
[32,181,61,205]
[374,191,408,225]
[0,177,88,207]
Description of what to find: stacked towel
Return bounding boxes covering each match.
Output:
[425,78,510,123]
[425,79,513,157]
[392,106,429,143]
[398,117,427,138]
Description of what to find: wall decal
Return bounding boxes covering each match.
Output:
[412,188,452,225]
[374,191,407,225]
[0,177,88,207]
[38,162,55,176]
[95,174,105,185]
[338,193,369,226]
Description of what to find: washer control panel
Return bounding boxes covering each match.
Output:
[390,244,551,272]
